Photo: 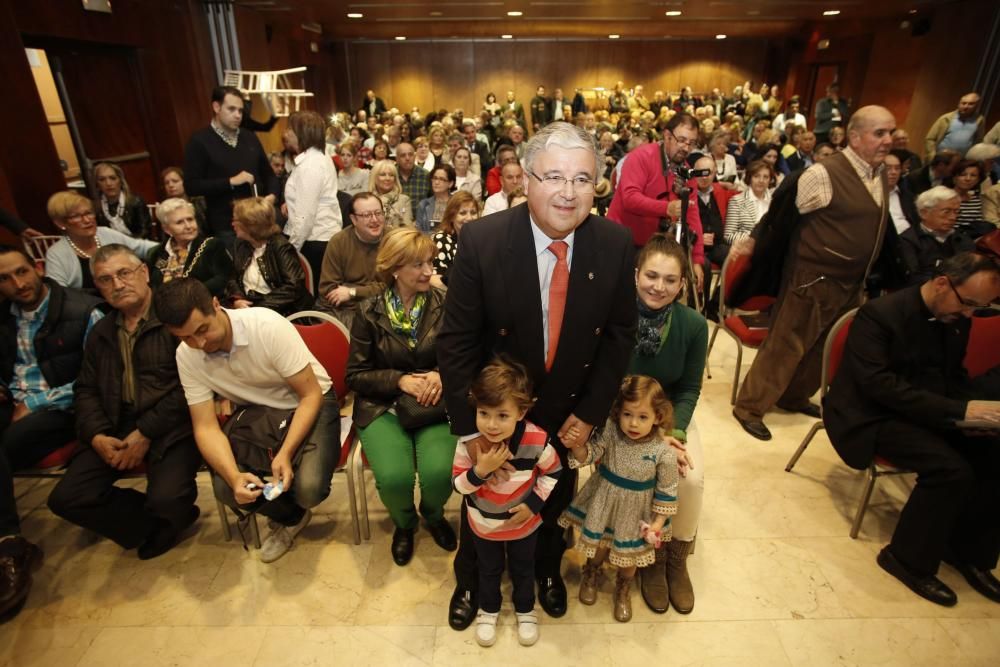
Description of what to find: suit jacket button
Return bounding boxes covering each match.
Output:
[498,328,508,336]
[594,327,601,335]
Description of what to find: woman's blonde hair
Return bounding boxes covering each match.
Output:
[93,162,132,199]
[46,191,92,222]
[232,197,280,242]
[375,226,436,286]
[368,159,401,197]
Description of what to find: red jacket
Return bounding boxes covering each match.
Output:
[485,166,502,196]
[607,142,705,263]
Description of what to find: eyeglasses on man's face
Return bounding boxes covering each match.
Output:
[946,276,992,309]
[94,266,142,288]
[668,130,698,148]
[526,170,596,194]
[352,210,385,222]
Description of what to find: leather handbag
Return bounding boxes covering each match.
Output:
[222,404,312,476]
[394,394,447,430]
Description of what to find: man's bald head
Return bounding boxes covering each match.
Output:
[847,105,896,168]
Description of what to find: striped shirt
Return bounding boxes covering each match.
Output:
[9,292,102,412]
[453,420,562,541]
[796,146,885,214]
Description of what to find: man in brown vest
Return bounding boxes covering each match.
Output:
[732,105,896,440]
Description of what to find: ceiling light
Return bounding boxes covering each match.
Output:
[501,34,513,39]
[747,10,760,15]
[507,11,523,17]
[609,34,620,39]
[665,11,682,17]
[716,34,727,39]
[347,13,362,19]
[429,11,442,16]
[395,36,406,41]
[823,10,841,16]
[909,9,917,13]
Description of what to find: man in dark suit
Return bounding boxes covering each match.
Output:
[359,90,386,119]
[462,120,493,174]
[813,82,849,144]
[899,186,976,285]
[439,123,637,629]
[825,252,1000,607]
[907,150,960,196]
[530,85,552,134]
[785,131,816,173]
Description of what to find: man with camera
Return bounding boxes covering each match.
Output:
[607,112,706,296]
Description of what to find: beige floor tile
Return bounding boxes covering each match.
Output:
[772,617,962,666]
[256,626,435,667]
[605,620,792,666]
[936,618,1000,666]
[74,626,265,667]
[0,625,101,667]
[431,622,614,666]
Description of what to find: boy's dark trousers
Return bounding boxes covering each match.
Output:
[473,530,539,614]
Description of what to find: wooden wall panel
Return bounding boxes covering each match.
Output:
[471,42,516,117]
[432,42,476,115]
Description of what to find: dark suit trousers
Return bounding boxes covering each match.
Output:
[875,420,1000,576]
[0,406,76,536]
[735,265,861,421]
[48,438,202,550]
[454,446,578,590]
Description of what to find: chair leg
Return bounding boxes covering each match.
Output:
[730,341,744,405]
[345,444,361,546]
[850,465,879,539]
[216,498,233,542]
[248,513,262,549]
[785,421,824,472]
[705,323,720,379]
[352,441,370,541]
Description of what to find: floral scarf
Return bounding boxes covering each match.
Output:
[635,297,673,356]
[384,288,427,349]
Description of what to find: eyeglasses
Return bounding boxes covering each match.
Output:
[352,210,385,221]
[946,276,991,309]
[527,170,596,194]
[934,206,961,218]
[668,130,698,148]
[94,266,142,288]
[67,211,96,223]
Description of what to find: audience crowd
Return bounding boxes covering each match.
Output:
[0,78,998,642]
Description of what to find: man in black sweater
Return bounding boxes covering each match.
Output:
[183,86,274,242]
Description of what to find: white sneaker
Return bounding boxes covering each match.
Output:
[515,610,539,646]
[259,509,312,563]
[475,611,499,647]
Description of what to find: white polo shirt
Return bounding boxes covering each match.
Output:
[176,307,331,409]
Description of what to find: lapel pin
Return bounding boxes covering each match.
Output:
[588,272,595,280]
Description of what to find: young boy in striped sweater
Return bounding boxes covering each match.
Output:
[452,358,562,648]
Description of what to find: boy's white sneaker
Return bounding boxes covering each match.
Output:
[515,610,539,646]
[475,611,499,647]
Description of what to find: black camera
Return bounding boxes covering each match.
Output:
[674,165,712,180]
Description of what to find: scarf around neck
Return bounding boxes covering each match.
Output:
[384,288,427,349]
[635,297,673,356]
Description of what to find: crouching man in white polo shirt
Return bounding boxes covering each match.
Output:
[153,277,340,562]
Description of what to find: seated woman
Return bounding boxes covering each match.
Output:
[161,166,207,233]
[427,127,448,169]
[148,198,233,297]
[346,227,457,567]
[752,140,787,186]
[93,162,151,238]
[369,160,414,228]
[947,159,993,237]
[416,164,455,233]
[414,137,435,174]
[45,191,158,290]
[430,190,480,287]
[724,160,774,246]
[371,139,391,163]
[598,131,624,181]
[451,147,483,201]
[899,186,976,285]
[629,234,708,616]
[225,196,312,316]
[337,141,370,197]
[708,130,739,188]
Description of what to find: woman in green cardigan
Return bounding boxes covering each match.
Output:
[148,198,234,297]
[628,234,708,616]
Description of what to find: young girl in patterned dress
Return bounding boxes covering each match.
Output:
[558,375,680,622]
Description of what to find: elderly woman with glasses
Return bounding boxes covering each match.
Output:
[899,186,977,285]
[44,191,158,290]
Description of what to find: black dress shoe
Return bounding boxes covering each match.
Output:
[733,410,772,441]
[0,536,42,618]
[138,506,201,561]
[391,527,416,566]
[537,576,568,617]
[778,402,822,419]
[948,561,1000,603]
[426,519,457,552]
[877,547,957,607]
[448,587,478,630]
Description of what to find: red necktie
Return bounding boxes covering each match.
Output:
[546,241,569,371]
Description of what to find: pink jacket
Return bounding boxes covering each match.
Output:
[607,142,705,263]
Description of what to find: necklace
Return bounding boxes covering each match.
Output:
[66,234,101,258]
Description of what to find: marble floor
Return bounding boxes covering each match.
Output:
[2,335,999,667]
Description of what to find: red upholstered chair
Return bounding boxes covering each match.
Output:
[784,308,857,473]
[706,251,776,404]
[296,251,315,297]
[14,440,80,478]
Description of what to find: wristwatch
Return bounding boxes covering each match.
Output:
[348,287,357,299]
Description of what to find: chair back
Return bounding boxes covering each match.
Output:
[821,308,857,400]
[297,251,315,296]
[964,315,1000,378]
[720,251,774,312]
[22,235,63,263]
[288,310,350,400]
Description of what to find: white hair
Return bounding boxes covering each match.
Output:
[155,197,195,225]
[522,122,600,179]
[915,186,959,213]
